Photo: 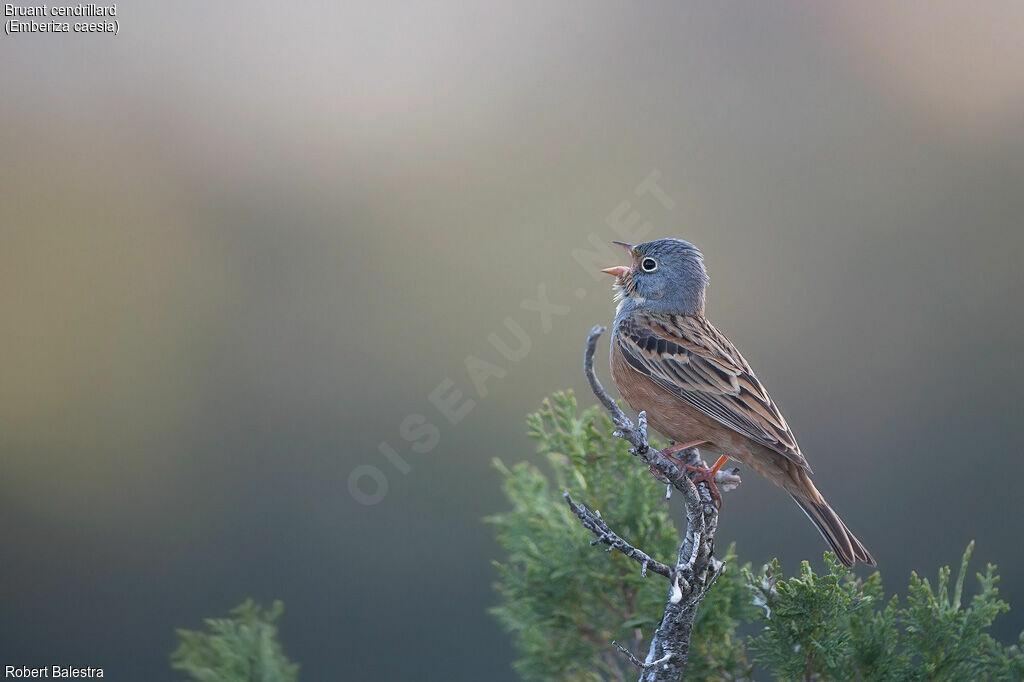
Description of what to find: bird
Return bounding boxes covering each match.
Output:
[602,238,875,567]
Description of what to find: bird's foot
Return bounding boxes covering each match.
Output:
[648,440,707,485]
[685,455,730,509]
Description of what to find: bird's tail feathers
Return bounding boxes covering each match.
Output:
[790,493,876,568]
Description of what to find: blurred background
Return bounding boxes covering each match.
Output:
[2,1,1023,679]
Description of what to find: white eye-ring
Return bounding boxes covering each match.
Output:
[640,257,658,273]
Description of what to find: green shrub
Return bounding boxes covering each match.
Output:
[489,391,1024,681]
[171,600,299,682]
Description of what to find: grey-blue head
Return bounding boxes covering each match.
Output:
[603,238,709,320]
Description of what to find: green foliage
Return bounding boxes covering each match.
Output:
[900,541,1007,680]
[490,391,1024,681]
[746,541,1022,681]
[487,391,754,681]
[995,631,1024,681]
[171,600,299,682]
[746,554,871,680]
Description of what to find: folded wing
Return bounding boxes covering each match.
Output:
[616,311,810,471]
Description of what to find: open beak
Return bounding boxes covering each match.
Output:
[602,241,634,277]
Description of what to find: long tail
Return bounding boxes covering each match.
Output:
[789,491,875,567]
[743,450,875,567]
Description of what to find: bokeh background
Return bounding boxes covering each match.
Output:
[2,2,1023,680]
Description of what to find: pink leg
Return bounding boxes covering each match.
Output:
[648,440,707,483]
[661,439,707,460]
[659,438,708,471]
[685,455,730,508]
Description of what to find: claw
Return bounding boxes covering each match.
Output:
[685,455,730,508]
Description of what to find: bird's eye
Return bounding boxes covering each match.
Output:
[640,257,658,273]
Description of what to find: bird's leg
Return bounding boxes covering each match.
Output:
[647,440,707,483]
[685,454,730,509]
[661,439,707,465]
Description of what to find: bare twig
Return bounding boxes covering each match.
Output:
[572,324,742,682]
[611,641,646,669]
[564,492,673,579]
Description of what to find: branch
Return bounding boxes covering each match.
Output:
[564,492,673,579]
[574,324,742,682]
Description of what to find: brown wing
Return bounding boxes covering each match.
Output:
[616,310,810,471]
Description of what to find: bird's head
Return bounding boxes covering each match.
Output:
[602,238,709,317]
